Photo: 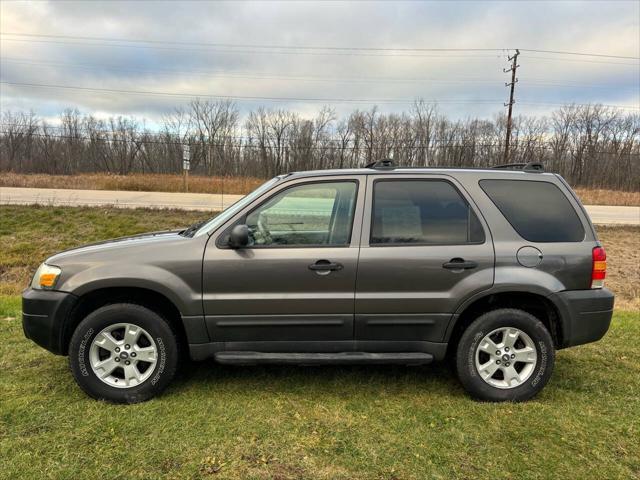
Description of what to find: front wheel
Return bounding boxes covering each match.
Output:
[69,303,179,403]
[456,308,555,402]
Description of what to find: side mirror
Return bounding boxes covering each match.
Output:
[228,224,249,249]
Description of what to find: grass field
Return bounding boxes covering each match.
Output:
[1,305,638,479]
[1,172,639,206]
[1,205,639,479]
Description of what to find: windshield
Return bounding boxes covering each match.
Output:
[193,176,283,237]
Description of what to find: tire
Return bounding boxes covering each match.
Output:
[455,308,555,402]
[69,303,179,404]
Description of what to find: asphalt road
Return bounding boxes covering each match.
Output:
[0,186,244,211]
[1,186,638,226]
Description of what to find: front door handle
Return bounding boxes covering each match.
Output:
[442,258,478,270]
[309,260,344,272]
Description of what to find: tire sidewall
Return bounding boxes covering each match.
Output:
[457,309,555,402]
[69,304,178,403]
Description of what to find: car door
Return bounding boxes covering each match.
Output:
[203,175,365,347]
[355,174,495,344]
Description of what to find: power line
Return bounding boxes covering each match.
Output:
[0,32,506,53]
[0,37,504,59]
[519,48,640,60]
[0,57,512,85]
[0,81,506,105]
[0,58,515,84]
[523,55,638,66]
[3,81,639,110]
[3,37,636,66]
[1,57,630,89]
[3,32,638,60]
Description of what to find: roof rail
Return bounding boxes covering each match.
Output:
[492,161,544,173]
[365,159,395,169]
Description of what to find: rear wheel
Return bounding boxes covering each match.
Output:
[456,308,555,402]
[69,303,179,403]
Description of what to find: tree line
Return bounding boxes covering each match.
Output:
[1,100,638,190]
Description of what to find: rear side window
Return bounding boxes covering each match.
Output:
[480,179,585,242]
[371,180,485,245]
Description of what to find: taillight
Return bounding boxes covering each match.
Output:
[591,246,607,289]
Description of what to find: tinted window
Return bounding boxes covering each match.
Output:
[245,181,357,247]
[371,180,485,245]
[480,179,585,242]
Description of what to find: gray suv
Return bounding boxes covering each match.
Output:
[22,161,614,403]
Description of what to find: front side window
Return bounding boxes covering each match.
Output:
[370,180,485,245]
[245,181,357,247]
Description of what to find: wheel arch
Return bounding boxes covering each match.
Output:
[61,286,188,355]
[445,290,563,358]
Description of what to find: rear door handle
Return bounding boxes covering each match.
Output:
[442,258,478,270]
[309,260,343,272]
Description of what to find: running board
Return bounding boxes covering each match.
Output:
[214,351,434,366]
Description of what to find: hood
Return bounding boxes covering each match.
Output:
[46,229,185,264]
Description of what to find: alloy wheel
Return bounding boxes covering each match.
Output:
[89,323,158,388]
[474,326,538,389]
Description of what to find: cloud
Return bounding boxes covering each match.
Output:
[1,0,638,126]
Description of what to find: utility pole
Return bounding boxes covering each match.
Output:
[503,49,520,163]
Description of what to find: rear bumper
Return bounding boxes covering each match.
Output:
[22,288,77,355]
[550,288,615,348]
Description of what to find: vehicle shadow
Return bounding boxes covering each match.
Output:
[168,357,467,399]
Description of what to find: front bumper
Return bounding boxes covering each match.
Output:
[22,288,77,355]
[549,288,615,348]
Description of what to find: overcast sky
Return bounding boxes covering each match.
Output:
[1,0,639,128]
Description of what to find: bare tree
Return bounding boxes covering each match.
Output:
[1,104,638,190]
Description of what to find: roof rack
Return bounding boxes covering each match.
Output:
[364,159,395,169]
[491,161,544,173]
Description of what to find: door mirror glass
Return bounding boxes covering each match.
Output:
[228,224,249,249]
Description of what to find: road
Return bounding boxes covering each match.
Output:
[1,186,638,226]
[0,186,244,211]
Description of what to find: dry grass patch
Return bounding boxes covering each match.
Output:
[0,172,264,195]
[574,188,639,206]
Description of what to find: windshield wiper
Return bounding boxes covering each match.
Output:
[180,219,208,237]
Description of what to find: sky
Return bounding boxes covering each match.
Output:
[1,0,639,129]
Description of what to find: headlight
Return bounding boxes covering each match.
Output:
[31,263,62,290]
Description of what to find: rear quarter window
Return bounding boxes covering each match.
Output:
[479,179,585,242]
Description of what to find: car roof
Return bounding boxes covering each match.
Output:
[286,167,556,180]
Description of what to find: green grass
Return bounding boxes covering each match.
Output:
[1,205,639,479]
[1,307,639,479]
[0,295,21,319]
